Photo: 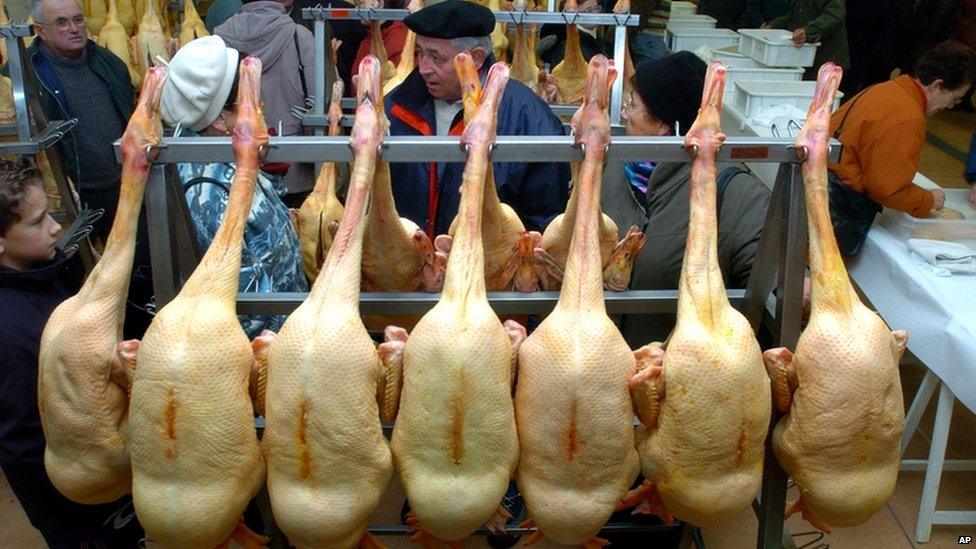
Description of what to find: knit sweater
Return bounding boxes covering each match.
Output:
[828,75,934,216]
[38,44,126,190]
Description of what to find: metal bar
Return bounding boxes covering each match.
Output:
[0,23,35,37]
[900,459,976,472]
[931,511,976,525]
[7,35,34,141]
[756,163,807,549]
[610,24,626,124]
[314,18,326,119]
[0,119,76,154]
[236,289,747,315]
[301,7,640,26]
[145,164,180,308]
[901,368,939,455]
[118,135,841,164]
[915,382,955,543]
[742,163,787,331]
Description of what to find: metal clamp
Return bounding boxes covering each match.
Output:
[560,11,581,25]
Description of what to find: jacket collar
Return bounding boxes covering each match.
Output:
[0,248,68,291]
[388,52,497,115]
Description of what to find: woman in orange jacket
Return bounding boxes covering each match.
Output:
[826,40,976,254]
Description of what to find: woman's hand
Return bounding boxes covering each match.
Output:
[931,188,946,210]
[969,185,976,205]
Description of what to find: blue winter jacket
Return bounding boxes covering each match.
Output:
[385,65,571,237]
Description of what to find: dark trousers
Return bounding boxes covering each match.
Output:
[1,460,144,548]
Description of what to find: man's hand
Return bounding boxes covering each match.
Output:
[792,28,807,45]
[969,185,976,205]
[931,188,946,210]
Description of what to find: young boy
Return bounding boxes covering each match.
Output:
[0,159,142,548]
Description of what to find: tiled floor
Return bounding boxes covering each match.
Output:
[2,111,974,548]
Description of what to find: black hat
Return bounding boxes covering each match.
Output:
[403,0,495,39]
[633,51,707,136]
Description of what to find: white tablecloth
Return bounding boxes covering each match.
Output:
[848,224,976,413]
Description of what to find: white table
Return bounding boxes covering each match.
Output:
[847,182,976,543]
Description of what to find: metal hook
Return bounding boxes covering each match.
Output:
[685,144,699,160]
[487,142,496,159]
[770,123,781,138]
[258,144,272,163]
[354,6,370,22]
[793,145,809,163]
[144,144,161,164]
[787,118,802,138]
[172,122,183,138]
[576,141,587,161]
[461,141,471,155]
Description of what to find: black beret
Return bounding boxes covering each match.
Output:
[633,51,707,136]
[403,0,495,38]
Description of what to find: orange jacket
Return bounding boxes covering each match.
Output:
[828,75,933,217]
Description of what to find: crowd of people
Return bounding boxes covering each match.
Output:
[2,0,976,546]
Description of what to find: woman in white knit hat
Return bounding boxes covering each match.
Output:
[160,35,308,337]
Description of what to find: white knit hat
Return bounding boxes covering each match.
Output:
[161,36,240,132]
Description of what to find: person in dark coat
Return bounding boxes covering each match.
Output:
[740,0,790,27]
[601,52,770,346]
[699,0,746,29]
[385,0,570,238]
[843,0,896,98]
[767,0,850,80]
[0,160,144,548]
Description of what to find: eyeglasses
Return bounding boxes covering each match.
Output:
[622,95,645,115]
[38,15,86,32]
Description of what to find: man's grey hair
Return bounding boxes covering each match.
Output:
[30,0,45,23]
[452,35,493,57]
[30,0,80,22]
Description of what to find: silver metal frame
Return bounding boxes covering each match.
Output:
[0,23,95,270]
[118,134,842,164]
[136,136,820,548]
[300,7,639,128]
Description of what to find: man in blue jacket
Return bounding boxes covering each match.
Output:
[386,0,570,238]
[28,0,134,244]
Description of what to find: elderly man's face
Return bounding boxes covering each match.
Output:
[35,0,87,58]
[416,35,486,101]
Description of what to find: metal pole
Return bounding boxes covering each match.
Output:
[610,24,626,124]
[755,162,807,549]
[8,34,33,141]
[145,164,179,308]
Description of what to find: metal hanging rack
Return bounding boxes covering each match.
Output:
[0,23,95,269]
[300,6,639,127]
[127,134,840,549]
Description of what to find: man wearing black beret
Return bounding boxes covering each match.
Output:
[599,51,771,347]
[385,0,570,239]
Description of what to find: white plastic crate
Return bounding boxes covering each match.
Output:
[668,28,738,53]
[666,14,717,33]
[732,81,842,118]
[670,1,697,15]
[711,46,765,68]
[737,28,819,67]
[723,66,804,101]
[881,190,976,245]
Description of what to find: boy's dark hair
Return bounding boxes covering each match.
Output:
[0,157,44,236]
[916,40,976,90]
